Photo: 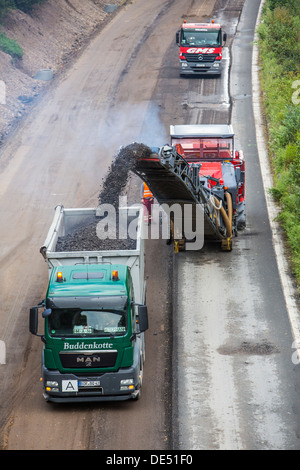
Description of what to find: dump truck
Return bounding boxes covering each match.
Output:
[29,205,148,403]
[133,124,245,251]
[176,21,227,76]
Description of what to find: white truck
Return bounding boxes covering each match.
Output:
[30,204,148,403]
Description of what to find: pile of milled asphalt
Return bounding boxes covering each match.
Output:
[97,143,151,207]
[56,143,152,252]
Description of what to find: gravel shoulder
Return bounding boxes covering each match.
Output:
[0,0,127,142]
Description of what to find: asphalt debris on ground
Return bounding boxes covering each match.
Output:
[218,340,280,356]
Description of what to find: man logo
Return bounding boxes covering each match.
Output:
[77,356,101,366]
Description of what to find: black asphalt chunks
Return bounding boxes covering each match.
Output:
[57,143,152,252]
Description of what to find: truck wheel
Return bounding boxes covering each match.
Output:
[236,201,246,230]
[133,358,143,400]
[138,356,143,388]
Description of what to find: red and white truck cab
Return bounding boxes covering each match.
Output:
[176,21,227,76]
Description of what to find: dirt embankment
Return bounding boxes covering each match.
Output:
[0,0,127,143]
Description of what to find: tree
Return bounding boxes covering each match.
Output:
[13,0,46,12]
[0,0,14,17]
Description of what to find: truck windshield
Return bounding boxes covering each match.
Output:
[172,138,233,161]
[181,29,221,46]
[48,308,127,337]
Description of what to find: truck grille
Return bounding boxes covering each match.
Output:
[185,53,218,62]
[59,350,118,368]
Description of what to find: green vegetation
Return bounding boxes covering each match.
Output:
[13,0,46,12]
[0,0,46,16]
[0,0,13,17]
[0,30,22,57]
[0,0,47,57]
[257,0,300,284]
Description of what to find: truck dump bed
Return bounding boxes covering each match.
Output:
[40,204,145,303]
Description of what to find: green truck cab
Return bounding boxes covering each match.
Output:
[30,206,148,402]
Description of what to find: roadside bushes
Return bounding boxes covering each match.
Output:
[0,0,45,16]
[258,0,300,284]
[12,0,46,13]
[0,0,47,57]
[0,29,23,57]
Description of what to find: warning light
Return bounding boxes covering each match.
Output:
[57,271,63,282]
[112,270,119,281]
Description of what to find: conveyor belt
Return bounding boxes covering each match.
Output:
[135,151,199,203]
[133,145,232,248]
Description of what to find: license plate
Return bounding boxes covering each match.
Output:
[62,380,78,392]
[195,63,206,67]
[79,380,100,387]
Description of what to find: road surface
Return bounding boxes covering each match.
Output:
[0,0,299,451]
[171,0,300,450]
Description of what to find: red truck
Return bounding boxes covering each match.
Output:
[176,21,227,76]
[170,124,246,242]
[133,124,246,251]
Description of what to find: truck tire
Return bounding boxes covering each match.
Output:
[132,356,143,400]
[236,201,246,230]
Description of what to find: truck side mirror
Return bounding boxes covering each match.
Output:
[29,307,39,335]
[176,30,180,45]
[223,32,227,43]
[138,305,148,332]
[42,308,52,318]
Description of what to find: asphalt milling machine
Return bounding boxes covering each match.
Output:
[132,124,246,252]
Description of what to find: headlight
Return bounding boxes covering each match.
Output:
[120,378,135,391]
[213,62,220,67]
[46,381,58,387]
[46,380,59,392]
[120,378,134,385]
